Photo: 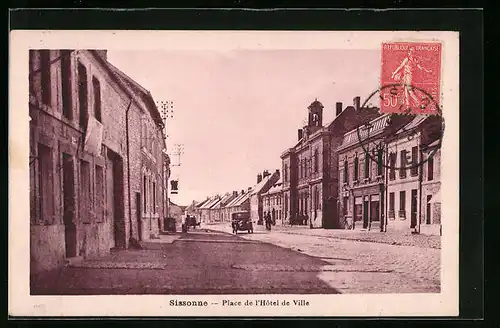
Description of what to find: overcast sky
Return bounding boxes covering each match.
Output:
[107,49,380,206]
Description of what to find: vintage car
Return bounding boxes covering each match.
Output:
[231,211,253,234]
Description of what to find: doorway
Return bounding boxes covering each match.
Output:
[363,200,369,229]
[136,192,142,241]
[62,153,77,258]
[107,150,125,249]
[426,195,432,224]
[411,189,418,228]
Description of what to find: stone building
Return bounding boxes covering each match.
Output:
[281,97,378,229]
[29,50,169,276]
[385,115,443,234]
[224,188,252,220]
[337,114,412,231]
[211,191,239,222]
[261,176,283,225]
[420,140,442,235]
[249,170,280,224]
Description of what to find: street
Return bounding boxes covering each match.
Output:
[31,224,439,295]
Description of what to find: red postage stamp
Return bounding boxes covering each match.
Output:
[380,42,442,115]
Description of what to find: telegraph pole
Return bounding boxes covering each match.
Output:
[158,100,174,228]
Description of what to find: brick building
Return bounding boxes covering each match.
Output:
[29,50,169,276]
[385,115,442,234]
[337,114,412,231]
[281,97,378,229]
[249,170,280,224]
[261,176,283,225]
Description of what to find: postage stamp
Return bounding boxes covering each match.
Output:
[380,42,442,115]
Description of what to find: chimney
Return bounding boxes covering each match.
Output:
[336,102,343,117]
[257,173,263,183]
[275,169,280,176]
[233,190,238,196]
[353,96,361,111]
[298,129,303,141]
[241,190,245,195]
[263,170,270,178]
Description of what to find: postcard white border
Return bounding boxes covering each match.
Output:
[9,30,459,317]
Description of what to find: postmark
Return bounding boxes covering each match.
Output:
[355,83,444,171]
[380,42,442,115]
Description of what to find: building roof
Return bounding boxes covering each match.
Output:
[251,174,275,196]
[263,178,283,196]
[196,198,211,209]
[396,115,427,134]
[338,114,388,150]
[225,192,247,208]
[106,61,164,127]
[208,198,222,209]
[232,191,252,206]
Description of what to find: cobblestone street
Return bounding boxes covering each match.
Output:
[205,223,441,293]
[31,226,440,295]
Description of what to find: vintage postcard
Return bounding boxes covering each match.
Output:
[9,30,459,317]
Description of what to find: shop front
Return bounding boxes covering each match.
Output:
[351,184,384,231]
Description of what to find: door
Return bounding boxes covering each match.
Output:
[106,156,116,248]
[62,154,77,258]
[363,200,369,229]
[426,195,432,224]
[411,189,418,228]
[136,192,142,241]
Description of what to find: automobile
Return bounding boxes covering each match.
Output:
[231,211,253,234]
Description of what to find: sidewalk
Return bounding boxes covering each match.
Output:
[205,222,440,249]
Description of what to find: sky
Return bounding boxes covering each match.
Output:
[107,49,380,206]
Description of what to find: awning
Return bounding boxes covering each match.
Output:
[429,190,441,204]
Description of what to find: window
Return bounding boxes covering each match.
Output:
[410,146,418,176]
[389,192,395,218]
[61,50,73,119]
[92,77,102,122]
[399,150,407,179]
[314,149,318,172]
[399,190,406,217]
[354,156,359,181]
[143,175,147,212]
[426,195,432,224]
[389,153,396,180]
[343,196,348,216]
[343,159,348,183]
[38,144,54,224]
[40,50,51,106]
[80,160,91,223]
[364,153,370,179]
[78,62,88,129]
[153,181,156,214]
[95,165,104,222]
[428,156,434,181]
[377,149,383,176]
[284,164,288,183]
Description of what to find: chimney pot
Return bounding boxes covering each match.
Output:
[257,173,263,183]
[353,96,361,111]
[298,129,303,141]
[241,190,244,195]
[335,102,343,117]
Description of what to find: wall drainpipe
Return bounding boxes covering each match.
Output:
[125,99,133,246]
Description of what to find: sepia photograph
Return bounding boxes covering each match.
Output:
[10,29,460,317]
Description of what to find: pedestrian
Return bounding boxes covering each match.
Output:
[304,212,309,227]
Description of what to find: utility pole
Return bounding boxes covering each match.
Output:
[157,100,174,228]
[171,143,184,167]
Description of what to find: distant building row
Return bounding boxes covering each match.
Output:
[192,96,443,235]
